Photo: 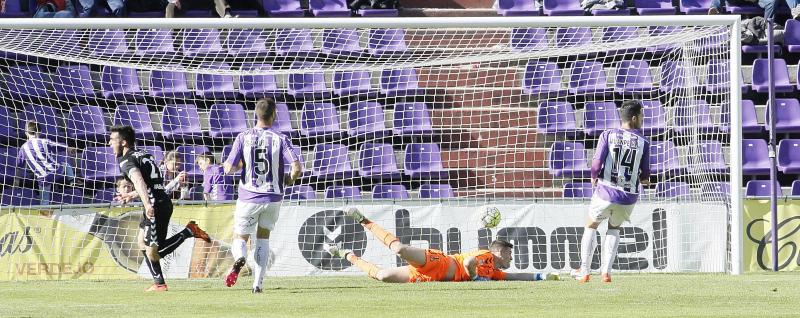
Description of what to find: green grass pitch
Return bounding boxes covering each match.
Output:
[1,273,798,317]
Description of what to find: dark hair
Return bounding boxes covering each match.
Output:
[110,125,136,147]
[195,152,216,164]
[490,240,513,250]
[620,100,643,122]
[25,121,39,135]
[255,98,277,123]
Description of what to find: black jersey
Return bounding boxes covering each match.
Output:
[118,148,169,202]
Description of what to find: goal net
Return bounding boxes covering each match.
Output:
[0,17,742,280]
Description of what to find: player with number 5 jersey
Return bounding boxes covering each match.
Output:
[223,98,303,293]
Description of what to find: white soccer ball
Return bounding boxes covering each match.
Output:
[481,206,502,228]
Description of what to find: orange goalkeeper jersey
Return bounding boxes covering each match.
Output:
[451,250,507,281]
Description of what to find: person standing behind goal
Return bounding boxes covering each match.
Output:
[222,98,302,293]
[573,100,651,283]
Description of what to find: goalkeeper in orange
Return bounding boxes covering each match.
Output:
[325,207,560,283]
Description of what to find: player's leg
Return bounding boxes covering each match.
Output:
[345,207,427,266]
[251,203,279,293]
[141,215,167,291]
[157,202,211,258]
[226,200,258,287]
[575,197,609,282]
[600,204,633,283]
[324,245,409,283]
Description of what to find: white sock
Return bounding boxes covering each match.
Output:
[579,228,597,274]
[253,239,270,289]
[601,229,620,274]
[232,238,247,262]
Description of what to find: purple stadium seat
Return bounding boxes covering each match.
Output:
[563,182,593,198]
[272,102,296,136]
[161,104,204,141]
[288,62,330,99]
[239,63,281,100]
[655,182,690,198]
[263,0,305,16]
[692,140,728,174]
[358,143,401,180]
[5,65,51,101]
[729,99,763,134]
[649,141,684,176]
[321,29,363,57]
[752,59,793,93]
[497,0,541,15]
[181,29,225,58]
[275,29,316,57]
[52,188,86,205]
[372,184,409,199]
[659,61,685,93]
[778,139,800,174]
[101,66,143,101]
[310,0,351,16]
[583,102,620,136]
[568,61,610,95]
[0,148,21,186]
[702,182,731,198]
[766,98,800,133]
[786,20,800,53]
[393,102,433,135]
[81,147,122,185]
[537,101,578,137]
[368,29,408,56]
[133,29,176,56]
[334,69,375,97]
[209,103,247,139]
[706,59,749,94]
[0,107,19,144]
[602,26,638,43]
[21,104,65,141]
[325,186,362,199]
[380,68,421,96]
[113,104,159,140]
[66,105,107,142]
[312,144,355,179]
[673,100,719,135]
[724,0,763,13]
[53,65,96,102]
[419,183,455,198]
[555,27,593,48]
[88,29,130,57]
[404,143,448,179]
[301,103,342,137]
[742,139,770,176]
[0,0,27,17]
[634,0,676,14]
[348,101,390,138]
[615,60,655,94]
[647,26,681,53]
[176,145,211,182]
[640,100,667,136]
[792,180,800,196]
[679,0,712,14]
[196,63,238,99]
[1,188,37,206]
[523,61,567,97]
[149,68,192,98]
[225,29,269,57]
[510,28,548,52]
[548,141,590,178]
[285,185,317,200]
[93,188,116,203]
[745,180,782,197]
[542,0,583,15]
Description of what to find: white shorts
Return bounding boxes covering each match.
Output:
[588,196,634,227]
[234,201,281,235]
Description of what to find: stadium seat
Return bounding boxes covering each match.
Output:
[88,29,130,57]
[1,188,37,206]
[81,147,122,185]
[766,98,800,133]
[334,69,375,97]
[691,140,728,174]
[542,0,583,15]
[701,182,731,198]
[288,62,330,99]
[634,0,676,14]
[176,145,211,182]
[188,186,205,201]
[140,146,165,165]
[724,0,763,13]
[745,180,782,197]
[52,188,86,205]
[649,141,685,176]
[161,104,204,141]
[404,143,448,179]
[0,148,21,186]
[149,68,192,98]
[272,102,296,136]
[614,60,655,94]
[679,0,712,14]
[555,27,593,48]
[312,144,356,180]
[225,29,269,57]
[321,29,363,57]
[706,59,749,94]
[548,141,590,178]
[325,186,362,199]
[209,103,247,139]
[300,102,343,137]
[752,59,793,93]
[285,185,317,200]
[640,100,668,136]
[0,107,19,145]
[393,102,433,135]
[368,29,408,57]
[275,29,316,57]
[348,101,390,138]
[21,104,65,142]
[563,182,593,198]
[673,100,719,135]
[380,68,421,97]
[181,29,225,58]
[66,105,108,142]
[372,184,410,199]
[601,26,638,43]
[263,0,305,16]
[419,183,455,198]
[647,25,681,53]
[510,28,548,52]
[536,101,579,137]
[659,61,685,93]
[53,65,96,102]
[583,102,620,136]
[239,63,281,100]
[742,139,770,175]
[358,143,402,181]
[93,188,116,203]
[0,0,27,17]
[792,180,800,196]
[778,139,800,174]
[310,0,351,16]
[497,0,541,15]
[733,100,763,134]
[785,20,800,53]
[655,182,691,198]
[568,61,610,95]
[113,104,159,140]
[133,29,176,56]
[523,61,567,97]
[101,66,144,101]
[5,65,51,101]
[196,63,239,99]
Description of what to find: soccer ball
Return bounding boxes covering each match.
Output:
[480,206,502,228]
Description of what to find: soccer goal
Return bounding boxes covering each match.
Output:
[0,16,743,280]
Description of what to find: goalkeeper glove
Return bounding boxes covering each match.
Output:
[472,276,491,282]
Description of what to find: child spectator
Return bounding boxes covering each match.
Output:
[161,150,190,200]
[196,152,228,201]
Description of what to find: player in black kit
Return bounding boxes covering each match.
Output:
[109,126,211,292]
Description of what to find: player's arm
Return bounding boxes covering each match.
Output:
[283,136,303,186]
[223,135,244,175]
[286,161,302,186]
[639,141,652,186]
[503,273,539,281]
[128,167,155,218]
[590,131,610,187]
[463,256,480,280]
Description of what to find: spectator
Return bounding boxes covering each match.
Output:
[17,121,76,205]
[34,0,77,17]
[196,152,228,201]
[165,0,234,17]
[709,0,800,20]
[114,177,137,204]
[78,0,125,17]
[160,150,190,200]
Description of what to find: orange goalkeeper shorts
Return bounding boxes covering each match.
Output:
[407,249,453,283]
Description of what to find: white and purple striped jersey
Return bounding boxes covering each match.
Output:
[591,128,651,205]
[17,137,67,180]
[224,127,299,204]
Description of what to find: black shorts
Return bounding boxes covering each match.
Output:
[139,198,174,247]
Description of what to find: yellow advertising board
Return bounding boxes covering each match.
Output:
[743,199,800,272]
